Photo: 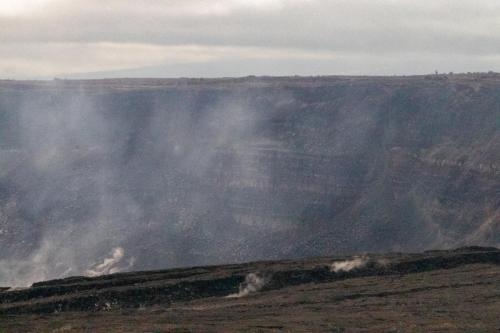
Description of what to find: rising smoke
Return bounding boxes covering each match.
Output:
[330,256,368,273]
[0,83,298,287]
[85,247,135,277]
[226,272,268,298]
[0,233,78,287]
[330,256,392,273]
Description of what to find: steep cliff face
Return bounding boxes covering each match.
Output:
[0,75,499,285]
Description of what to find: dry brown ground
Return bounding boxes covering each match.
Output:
[1,263,499,333]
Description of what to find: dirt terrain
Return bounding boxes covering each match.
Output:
[1,246,499,332]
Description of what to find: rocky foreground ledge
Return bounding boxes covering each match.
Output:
[1,246,500,332]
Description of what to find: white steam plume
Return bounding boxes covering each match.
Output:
[226,273,268,298]
[85,247,133,277]
[330,256,368,273]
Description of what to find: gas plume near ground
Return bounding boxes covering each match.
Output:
[1,247,499,332]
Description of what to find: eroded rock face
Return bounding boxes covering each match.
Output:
[0,75,499,285]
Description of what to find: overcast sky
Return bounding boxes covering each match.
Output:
[1,0,500,79]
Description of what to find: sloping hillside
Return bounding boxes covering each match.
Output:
[1,247,499,332]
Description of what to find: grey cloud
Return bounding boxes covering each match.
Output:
[1,0,500,77]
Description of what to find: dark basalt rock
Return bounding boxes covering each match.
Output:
[0,247,498,315]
